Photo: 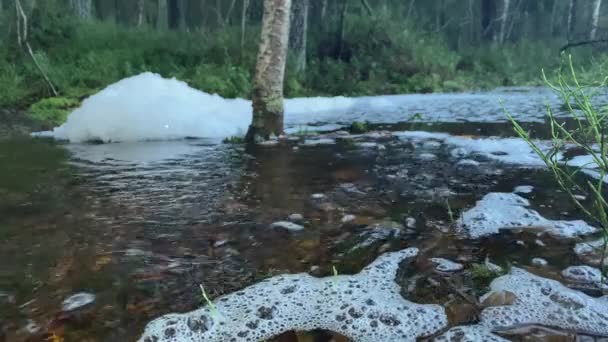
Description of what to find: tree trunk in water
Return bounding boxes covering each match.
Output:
[481,0,496,41]
[567,0,577,41]
[591,0,602,40]
[320,0,326,19]
[498,0,510,43]
[157,0,168,30]
[289,0,308,73]
[137,0,145,26]
[247,0,292,142]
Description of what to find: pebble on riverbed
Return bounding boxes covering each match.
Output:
[429,258,464,273]
[561,265,608,290]
[139,248,447,342]
[62,292,96,312]
[270,221,304,232]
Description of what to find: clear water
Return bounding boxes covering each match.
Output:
[1,88,605,341]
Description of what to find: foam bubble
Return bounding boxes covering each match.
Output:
[458,192,597,239]
[480,267,608,336]
[138,248,448,342]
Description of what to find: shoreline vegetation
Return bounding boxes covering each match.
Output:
[1,0,607,128]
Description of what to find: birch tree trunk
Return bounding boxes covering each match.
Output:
[241,0,250,50]
[591,0,602,40]
[498,0,510,43]
[137,0,145,26]
[157,0,168,29]
[568,0,578,41]
[247,0,292,142]
[289,0,308,73]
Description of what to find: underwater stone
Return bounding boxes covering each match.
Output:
[479,267,608,336]
[531,258,548,267]
[288,213,304,223]
[458,192,597,239]
[561,266,608,290]
[270,221,304,232]
[574,238,608,267]
[139,248,448,342]
[430,258,464,273]
[62,292,96,312]
[513,185,534,194]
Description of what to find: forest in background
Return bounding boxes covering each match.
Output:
[0,0,607,126]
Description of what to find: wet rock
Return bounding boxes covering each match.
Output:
[430,258,464,273]
[350,223,403,252]
[480,290,517,308]
[458,192,597,239]
[288,213,304,223]
[513,185,534,194]
[496,325,577,341]
[456,159,480,167]
[479,267,608,336]
[341,215,356,224]
[574,239,608,267]
[302,138,336,146]
[213,240,229,248]
[139,248,448,342]
[446,303,479,326]
[270,221,304,232]
[125,248,147,257]
[258,140,279,146]
[405,217,416,229]
[310,193,326,200]
[435,325,508,341]
[561,266,608,290]
[418,153,438,161]
[422,140,442,149]
[24,319,41,334]
[338,183,366,195]
[0,291,15,305]
[62,292,96,312]
[532,258,549,267]
[485,257,504,274]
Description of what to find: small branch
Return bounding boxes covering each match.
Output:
[16,0,59,97]
[359,0,374,17]
[560,39,608,52]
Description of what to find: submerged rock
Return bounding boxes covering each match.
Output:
[138,248,448,342]
[270,221,304,232]
[531,258,548,267]
[458,192,597,239]
[562,266,608,290]
[479,267,608,336]
[62,292,96,312]
[574,238,608,267]
[513,185,534,194]
[430,258,464,273]
[288,213,304,223]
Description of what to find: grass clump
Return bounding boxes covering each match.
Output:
[349,121,371,134]
[508,56,608,277]
[222,135,245,144]
[469,262,504,290]
[27,96,79,126]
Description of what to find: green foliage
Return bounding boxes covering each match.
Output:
[349,121,370,134]
[0,11,607,111]
[222,135,245,144]
[469,263,504,289]
[27,97,80,126]
[508,56,608,276]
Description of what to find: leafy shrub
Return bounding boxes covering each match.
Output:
[27,97,80,126]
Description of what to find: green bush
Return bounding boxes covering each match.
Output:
[27,97,80,126]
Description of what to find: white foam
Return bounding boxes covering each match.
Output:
[138,248,448,342]
[458,192,597,239]
[480,267,608,336]
[44,73,361,143]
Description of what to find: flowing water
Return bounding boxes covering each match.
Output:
[1,86,608,341]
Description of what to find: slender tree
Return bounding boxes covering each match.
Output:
[157,0,168,29]
[481,0,496,41]
[498,0,510,43]
[137,0,145,26]
[247,0,292,142]
[241,0,250,50]
[568,0,578,41]
[591,0,602,40]
[289,0,309,73]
